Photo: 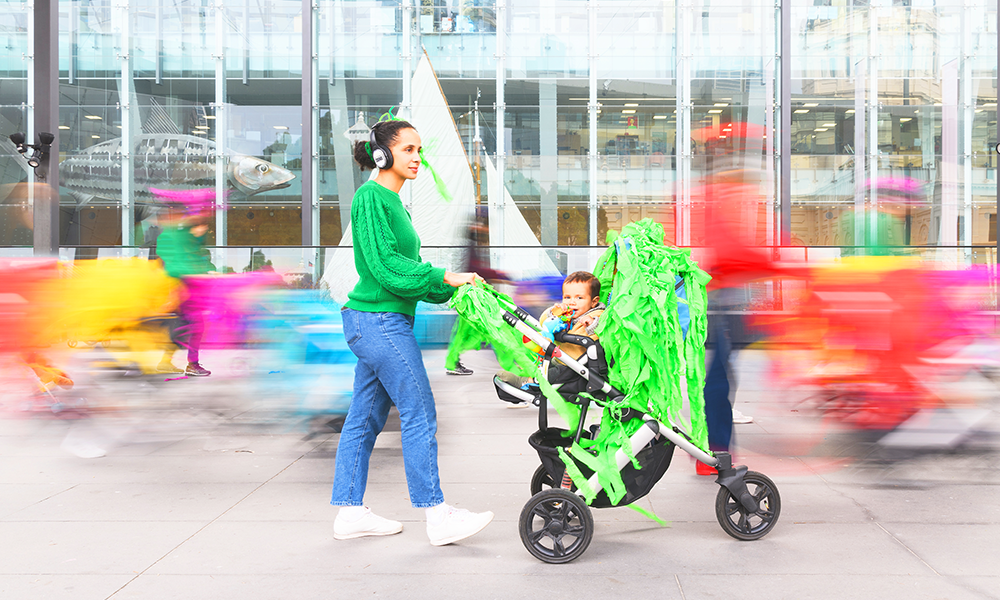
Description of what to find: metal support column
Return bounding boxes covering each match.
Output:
[779,0,790,246]
[32,0,60,256]
[302,0,319,247]
[493,0,506,247]
[213,0,228,248]
[675,0,691,246]
[588,0,597,246]
[539,81,557,246]
[400,0,413,209]
[116,0,135,247]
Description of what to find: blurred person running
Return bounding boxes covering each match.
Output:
[446,212,509,376]
[331,116,494,546]
[154,199,216,377]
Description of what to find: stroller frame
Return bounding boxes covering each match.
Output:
[494,304,781,563]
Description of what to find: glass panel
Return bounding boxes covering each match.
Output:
[0,0,31,246]
[57,0,302,254]
[791,0,997,254]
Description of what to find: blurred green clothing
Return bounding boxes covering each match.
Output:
[156,226,215,279]
[842,211,908,257]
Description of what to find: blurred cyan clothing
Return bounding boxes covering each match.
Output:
[345,180,454,316]
[331,309,445,508]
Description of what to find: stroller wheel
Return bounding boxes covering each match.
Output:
[529,465,557,495]
[715,470,781,541]
[519,489,593,564]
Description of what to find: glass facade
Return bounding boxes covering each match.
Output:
[0,0,997,267]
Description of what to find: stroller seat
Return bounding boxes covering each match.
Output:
[493,330,611,406]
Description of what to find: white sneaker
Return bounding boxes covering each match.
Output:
[426,506,494,546]
[732,408,754,424]
[333,507,403,540]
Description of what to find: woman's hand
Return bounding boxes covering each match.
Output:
[444,271,483,288]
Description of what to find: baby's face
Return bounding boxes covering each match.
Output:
[562,281,597,315]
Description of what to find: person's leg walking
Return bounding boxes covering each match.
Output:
[700,321,733,475]
[365,311,493,545]
[331,309,401,539]
[371,312,444,507]
[331,358,393,506]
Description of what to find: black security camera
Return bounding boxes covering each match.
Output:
[9,131,54,177]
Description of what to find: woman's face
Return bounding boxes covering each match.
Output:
[387,127,422,181]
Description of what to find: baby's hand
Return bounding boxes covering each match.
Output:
[576,314,595,328]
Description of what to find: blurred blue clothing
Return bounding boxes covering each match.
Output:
[703,320,733,452]
[704,288,739,452]
[331,308,444,508]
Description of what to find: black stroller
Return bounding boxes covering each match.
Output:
[492,304,781,563]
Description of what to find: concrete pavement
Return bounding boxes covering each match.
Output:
[1,349,998,600]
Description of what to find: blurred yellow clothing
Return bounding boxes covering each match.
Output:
[39,259,181,349]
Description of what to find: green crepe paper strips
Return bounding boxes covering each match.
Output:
[448,222,712,513]
[448,283,584,429]
[418,147,454,203]
[627,504,670,526]
[591,218,712,454]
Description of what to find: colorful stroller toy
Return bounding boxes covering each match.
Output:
[451,219,781,563]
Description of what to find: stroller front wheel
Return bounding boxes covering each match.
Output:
[715,470,781,541]
[519,489,593,564]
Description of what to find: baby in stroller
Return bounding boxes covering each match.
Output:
[496,271,607,406]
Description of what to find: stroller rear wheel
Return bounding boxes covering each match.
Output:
[529,465,557,495]
[519,489,593,564]
[715,470,781,541]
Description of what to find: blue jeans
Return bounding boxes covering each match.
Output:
[330,309,444,508]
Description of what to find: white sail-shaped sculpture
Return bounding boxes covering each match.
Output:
[322,51,556,302]
[482,153,560,276]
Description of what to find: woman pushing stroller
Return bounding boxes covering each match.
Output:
[330,116,494,546]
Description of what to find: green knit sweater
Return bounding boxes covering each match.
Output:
[345,180,455,315]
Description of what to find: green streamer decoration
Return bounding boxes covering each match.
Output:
[370,107,454,202]
[447,220,711,511]
[418,147,453,203]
